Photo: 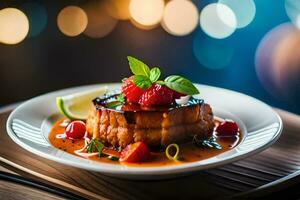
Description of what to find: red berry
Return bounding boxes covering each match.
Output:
[120,142,151,163]
[139,84,174,106]
[216,120,239,136]
[173,91,185,99]
[122,76,145,103]
[65,121,86,139]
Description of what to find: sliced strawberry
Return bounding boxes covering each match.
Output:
[121,76,145,103]
[120,142,151,163]
[139,84,174,106]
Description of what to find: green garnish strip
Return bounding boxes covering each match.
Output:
[127,56,199,95]
[108,155,119,161]
[86,139,104,156]
[193,135,222,150]
[105,93,125,108]
[165,143,180,161]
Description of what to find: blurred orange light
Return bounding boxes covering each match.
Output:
[129,0,164,28]
[255,23,300,101]
[105,0,130,20]
[0,8,29,45]
[83,1,118,38]
[162,0,198,36]
[57,6,88,37]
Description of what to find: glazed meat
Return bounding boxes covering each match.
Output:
[86,98,215,148]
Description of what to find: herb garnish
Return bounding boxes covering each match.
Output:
[108,155,119,161]
[165,143,180,161]
[149,67,161,83]
[87,139,104,156]
[106,94,125,108]
[193,135,222,150]
[127,56,150,77]
[116,93,125,103]
[127,56,199,95]
[133,75,152,89]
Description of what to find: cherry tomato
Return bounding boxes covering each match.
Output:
[216,120,239,136]
[65,120,86,139]
[120,142,151,163]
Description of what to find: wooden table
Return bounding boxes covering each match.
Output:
[1,105,300,200]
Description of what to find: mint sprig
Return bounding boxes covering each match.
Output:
[133,75,152,89]
[125,56,199,95]
[149,67,161,82]
[127,56,150,77]
[127,56,161,89]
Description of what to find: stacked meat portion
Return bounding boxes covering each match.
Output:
[86,100,215,148]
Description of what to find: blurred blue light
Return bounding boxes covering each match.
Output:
[193,31,234,69]
[22,2,47,37]
[219,0,256,28]
[285,0,300,29]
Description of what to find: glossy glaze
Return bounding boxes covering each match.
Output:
[93,92,204,112]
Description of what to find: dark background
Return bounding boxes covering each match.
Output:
[1,0,299,114]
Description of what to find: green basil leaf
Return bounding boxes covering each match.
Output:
[127,56,150,77]
[164,75,199,95]
[133,75,152,89]
[149,67,161,83]
[156,80,165,85]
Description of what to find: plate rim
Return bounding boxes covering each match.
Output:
[6,83,283,176]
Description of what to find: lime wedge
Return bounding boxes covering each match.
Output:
[56,87,107,120]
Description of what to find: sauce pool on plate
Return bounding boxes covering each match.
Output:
[48,119,241,167]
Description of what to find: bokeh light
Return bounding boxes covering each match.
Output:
[57,6,88,37]
[0,8,29,45]
[297,15,300,28]
[105,0,130,20]
[129,0,164,28]
[219,0,256,28]
[193,31,234,69]
[285,0,300,29]
[200,3,237,39]
[162,0,198,36]
[255,23,300,102]
[83,1,118,38]
[21,2,48,37]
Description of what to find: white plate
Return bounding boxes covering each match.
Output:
[6,83,282,179]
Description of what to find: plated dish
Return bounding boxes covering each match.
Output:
[50,56,242,166]
[6,57,283,179]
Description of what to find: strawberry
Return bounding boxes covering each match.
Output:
[139,84,175,106]
[173,91,185,99]
[121,76,145,103]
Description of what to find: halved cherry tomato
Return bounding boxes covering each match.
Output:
[216,120,239,136]
[120,142,151,163]
[65,121,86,139]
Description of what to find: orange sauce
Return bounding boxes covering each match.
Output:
[49,119,241,167]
